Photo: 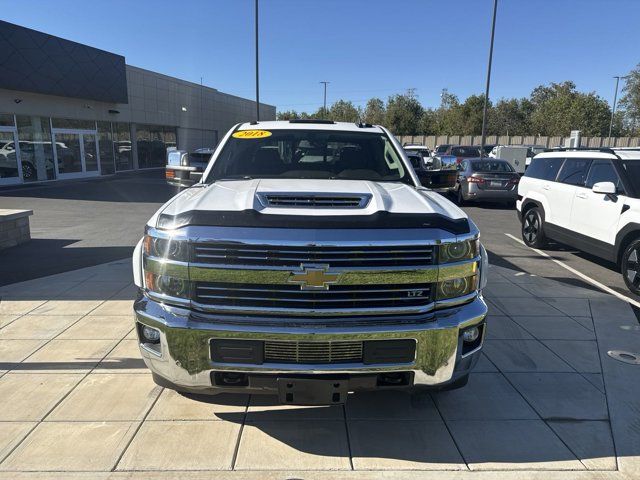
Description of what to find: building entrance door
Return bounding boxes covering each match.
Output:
[0,127,23,185]
[52,129,100,179]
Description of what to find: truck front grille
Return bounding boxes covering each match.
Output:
[193,282,433,314]
[264,340,362,364]
[192,243,434,268]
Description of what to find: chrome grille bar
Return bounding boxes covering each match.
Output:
[264,340,363,364]
[193,243,434,268]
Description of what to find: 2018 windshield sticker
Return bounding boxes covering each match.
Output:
[232,130,272,139]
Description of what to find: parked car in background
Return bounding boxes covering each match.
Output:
[489,145,528,174]
[165,147,215,188]
[454,158,520,206]
[450,146,482,164]
[403,144,431,160]
[524,144,546,168]
[517,147,640,295]
[432,144,453,157]
[480,144,496,156]
[404,148,458,192]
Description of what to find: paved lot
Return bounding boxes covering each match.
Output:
[0,171,173,286]
[0,257,639,479]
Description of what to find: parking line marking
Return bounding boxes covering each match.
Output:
[504,233,640,309]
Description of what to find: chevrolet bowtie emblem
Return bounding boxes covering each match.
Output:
[288,264,340,290]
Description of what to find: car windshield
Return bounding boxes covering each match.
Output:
[620,161,640,194]
[471,160,515,172]
[207,129,409,183]
[451,146,481,157]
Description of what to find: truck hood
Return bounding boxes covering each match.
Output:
[152,179,470,233]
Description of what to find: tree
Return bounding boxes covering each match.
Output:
[328,100,361,123]
[363,98,386,125]
[489,98,533,135]
[619,64,640,135]
[385,90,424,135]
[276,110,301,120]
[529,82,611,136]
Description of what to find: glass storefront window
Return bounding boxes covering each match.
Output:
[51,118,96,130]
[137,124,177,169]
[97,121,115,175]
[0,113,15,127]
[16,115,55,182]
[0,131,20,179]
[113,122,133,171]
[136,125,151,169]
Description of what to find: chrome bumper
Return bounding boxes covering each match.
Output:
[133,292,488,393]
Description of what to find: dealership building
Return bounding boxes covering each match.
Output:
[0,20,275,185]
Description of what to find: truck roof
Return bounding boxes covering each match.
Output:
[236,120,384,133]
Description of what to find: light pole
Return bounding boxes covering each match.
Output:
[480,0,498,158]
[320,81,330,118]
[608,75,628,146]
[255,0,260,121]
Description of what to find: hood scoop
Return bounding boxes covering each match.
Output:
[258,192,372,209]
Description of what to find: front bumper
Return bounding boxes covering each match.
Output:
[133,292,488,395]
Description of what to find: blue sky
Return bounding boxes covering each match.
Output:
[3,0,639,111]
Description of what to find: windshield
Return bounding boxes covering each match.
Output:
[451,146,480,157]
[207,129,409,183]
[471,160,515,172]
[620,161,640,195]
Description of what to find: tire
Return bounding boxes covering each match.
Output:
[621,238,640,296]
[521,206,547,248]
[22,162,35,180]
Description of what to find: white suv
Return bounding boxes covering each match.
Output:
[517,148,640,295]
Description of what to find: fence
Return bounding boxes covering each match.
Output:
[395,134,640,149]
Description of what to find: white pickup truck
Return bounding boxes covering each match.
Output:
[132,120,489,405]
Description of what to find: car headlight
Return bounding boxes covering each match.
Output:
[439,239,479,264]
[143,234,188,262]
[436,275,478,301]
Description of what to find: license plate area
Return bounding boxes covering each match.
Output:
[277,377,349,405]
[490,181,503,187]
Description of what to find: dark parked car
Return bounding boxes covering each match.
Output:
[453,158,520,206]
[405,150,457,192]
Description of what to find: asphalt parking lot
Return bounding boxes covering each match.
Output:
[0,170,173,286]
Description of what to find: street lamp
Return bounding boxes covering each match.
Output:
[480,0,498,158]
[320,81,330,119]
[255,0,260,121]
[607,75,628,146]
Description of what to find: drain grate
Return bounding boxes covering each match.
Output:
[607,350,640,365]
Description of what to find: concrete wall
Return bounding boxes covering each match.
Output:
[0,65,275,150]
[396,134,640,149]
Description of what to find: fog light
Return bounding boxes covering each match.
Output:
[142,325,161,344]
[462,327,480,343]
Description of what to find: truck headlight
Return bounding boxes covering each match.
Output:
[436,275,477,300]
[439,239,479,264]
[144,272,189,298]
[143,234,188,262]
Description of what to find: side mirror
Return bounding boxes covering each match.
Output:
[167,150,189,167]
[592,181,616,195]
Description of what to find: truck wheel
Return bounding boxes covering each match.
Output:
[522,207,547,248]
[622,238,640,295]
